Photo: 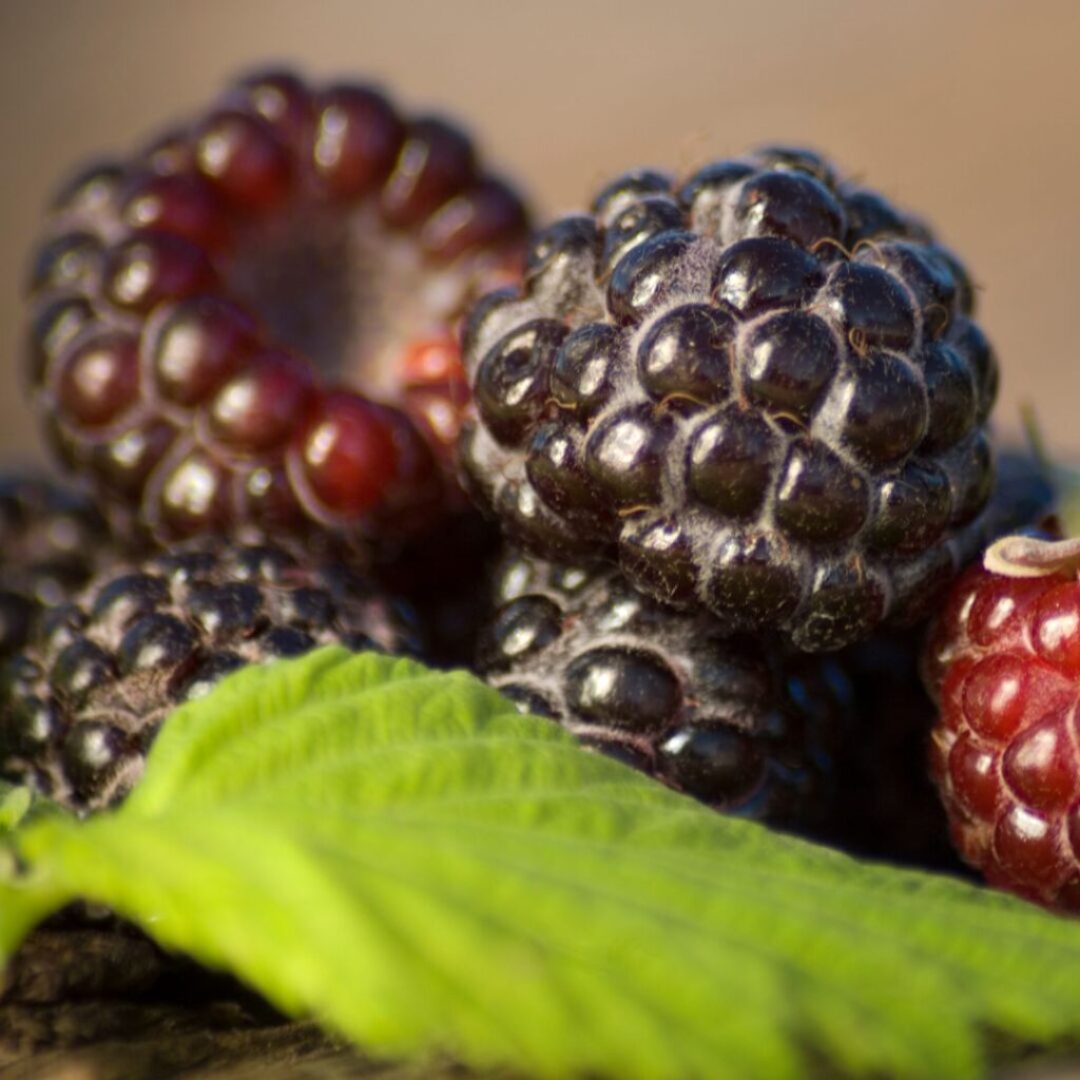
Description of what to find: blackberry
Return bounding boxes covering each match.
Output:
[477,550,851,832]
[26,69,528,550]
[0,473,122,661]
[0,540,419,811]
[460,147,998,650]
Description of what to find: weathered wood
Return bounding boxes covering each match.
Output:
[1,918,512,1079]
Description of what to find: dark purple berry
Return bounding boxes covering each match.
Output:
[460,147,997,649]
[0,540,420,810]
[478,550,850,828]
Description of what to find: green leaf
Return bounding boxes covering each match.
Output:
[1,780,65,834]
[3,646,1080,1079]
[1,784,71,963]
[0,781,31,834]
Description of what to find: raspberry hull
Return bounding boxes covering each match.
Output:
[923,557,1080,911]
[28,69,528,549]
[460,148,998,650]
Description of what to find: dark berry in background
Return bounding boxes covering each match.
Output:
[832,449,1055,870]
[477,548,852,835]
[0,540,420,812]
[460,146,998,651]
[374,510,501,668]
[26,69,528,554]
[0,473,126,662]
[834,629,964,871]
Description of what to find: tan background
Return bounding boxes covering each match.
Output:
[1,0,1078,466]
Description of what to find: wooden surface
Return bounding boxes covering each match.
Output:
[3,916,1080,1078]
[0,917,512,1079]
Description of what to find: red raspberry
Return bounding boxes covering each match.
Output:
[27,68,528,550]
[923,537,1080,912]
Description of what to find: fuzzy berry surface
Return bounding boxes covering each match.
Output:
[923,554,1080,911]
[0,540,420,811]
[477,549,852,833]
[27,68,528,551]
[0,473,123,662]
[460,147,998,650]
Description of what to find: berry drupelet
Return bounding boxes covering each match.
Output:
[477,549,851,832]
[27,69,528,551]
[0,473,123,661]
[460,147,998,650]
[0,541,420,811]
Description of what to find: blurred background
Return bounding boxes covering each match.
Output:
[1,0,1078,462]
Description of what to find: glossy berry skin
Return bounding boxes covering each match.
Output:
[0,474,123,661]
[460,147,998,650]
[0,541,420,811]
[923,555,1080,911]
[477,550,851,832]
[27,68,528,550]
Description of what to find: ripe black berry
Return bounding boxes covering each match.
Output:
[0,540,419,810]
[460,147,998,650]
[0,474,122,661]
[477,550,851,830]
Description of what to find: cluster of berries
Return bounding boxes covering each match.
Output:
[1,68,1074,911]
